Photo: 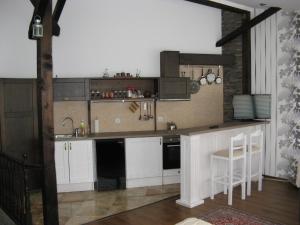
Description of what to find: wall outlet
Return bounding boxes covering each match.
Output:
[158,116,164,123]
[115,118,121,124]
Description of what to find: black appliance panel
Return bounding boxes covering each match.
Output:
[95,139,126,191]
[163,136,180,170]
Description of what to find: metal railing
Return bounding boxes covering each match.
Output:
[0,152,41,225]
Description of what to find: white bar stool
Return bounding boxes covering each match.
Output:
[210,133,247,205]
[247,129,264,196]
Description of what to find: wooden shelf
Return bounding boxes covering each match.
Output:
[90,98,156,103]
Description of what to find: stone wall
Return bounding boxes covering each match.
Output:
[222,11,245,121]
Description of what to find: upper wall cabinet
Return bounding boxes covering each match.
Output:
[160,51,180,77]
[53,78,90,101]
[159,77,190,100]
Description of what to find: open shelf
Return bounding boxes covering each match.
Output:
[90,98,156,103]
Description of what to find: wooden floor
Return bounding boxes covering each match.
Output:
[87,180,299,225]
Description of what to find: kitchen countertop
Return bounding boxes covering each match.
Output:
[55,120,267,141]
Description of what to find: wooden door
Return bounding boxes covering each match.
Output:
[125,137,163,180]
[54,141,70,184]
[0,79,39,163]
[68,140,94,183]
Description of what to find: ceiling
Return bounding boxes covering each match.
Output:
[227,0,300,10]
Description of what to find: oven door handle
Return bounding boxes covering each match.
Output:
[166,144,180,148]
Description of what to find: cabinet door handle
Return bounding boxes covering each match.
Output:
[64,143,67,151]
[69,142,72,151]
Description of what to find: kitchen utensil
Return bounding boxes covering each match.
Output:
[149,102,153,119]
[143,102,149,120]
[206,69,216,84]
[199,68,207,86]
[215,65,222,84]
[139,102,142,120]
[190,67,200,94]
[129,106,135,113]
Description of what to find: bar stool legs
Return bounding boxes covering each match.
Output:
[210,133,247,206]
[247,130,264,196]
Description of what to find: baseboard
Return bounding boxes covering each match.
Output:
[163,175,180,185]
[57,182,94,193]
[176,199,204,208]
[126,177,162,188]
[263,175,289,182]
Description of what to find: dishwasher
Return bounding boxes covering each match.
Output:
[95,139,126,191]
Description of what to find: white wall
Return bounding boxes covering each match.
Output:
[0,0,222,78]
[0,0,36,78]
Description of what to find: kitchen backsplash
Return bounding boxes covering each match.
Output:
[54,66,223,134]
[54,101,89,134]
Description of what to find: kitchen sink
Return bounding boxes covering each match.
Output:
[55,134,74,139]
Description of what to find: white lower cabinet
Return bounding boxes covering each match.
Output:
[55,140,96,192]
[125,137,163,188]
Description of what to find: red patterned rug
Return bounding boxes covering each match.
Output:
[201,208,280,225]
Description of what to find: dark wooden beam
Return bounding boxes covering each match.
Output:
[28,0,49,39]
[52,0,66,36]
[184,0,249,14]
[36,0,59,224]
[216,7,281,47]
[29,0,39,7]
[180,53,235,66]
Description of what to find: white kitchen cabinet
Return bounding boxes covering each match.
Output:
[125,137,163,188]
[54,141,69,184]
[55,140,96,192]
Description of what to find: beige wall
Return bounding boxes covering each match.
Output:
[54,66,223,133]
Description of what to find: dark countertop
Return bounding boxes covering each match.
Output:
[55,120,267,142]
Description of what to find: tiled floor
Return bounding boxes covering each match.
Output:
[31,184,180,225]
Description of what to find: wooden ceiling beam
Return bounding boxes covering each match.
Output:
[216,7,281,47]
[184,0,249,14]
[52,0,66,36]
[29,0,39,7]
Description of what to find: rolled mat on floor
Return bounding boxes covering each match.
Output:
[175,218,212,225]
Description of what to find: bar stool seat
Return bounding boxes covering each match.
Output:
[213,149,244,158]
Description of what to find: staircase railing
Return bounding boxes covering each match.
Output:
[0,152,41,225]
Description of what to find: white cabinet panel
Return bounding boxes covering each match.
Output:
[125,137,162,182]
[55,140,95,191]
[69,140,95,184]
[55,142,70,185]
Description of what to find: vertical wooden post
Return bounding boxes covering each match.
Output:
[36,0,59,225]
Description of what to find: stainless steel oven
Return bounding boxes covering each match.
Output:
[163,135,180,170]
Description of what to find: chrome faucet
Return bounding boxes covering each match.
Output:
[61,117,74,135]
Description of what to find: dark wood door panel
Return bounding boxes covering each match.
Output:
[4,116,36,161]
[0,79,40,164]
[3,80,34,113]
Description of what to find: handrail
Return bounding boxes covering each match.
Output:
[0,152,40,225]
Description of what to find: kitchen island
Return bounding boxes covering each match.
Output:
[176,121,266,208]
